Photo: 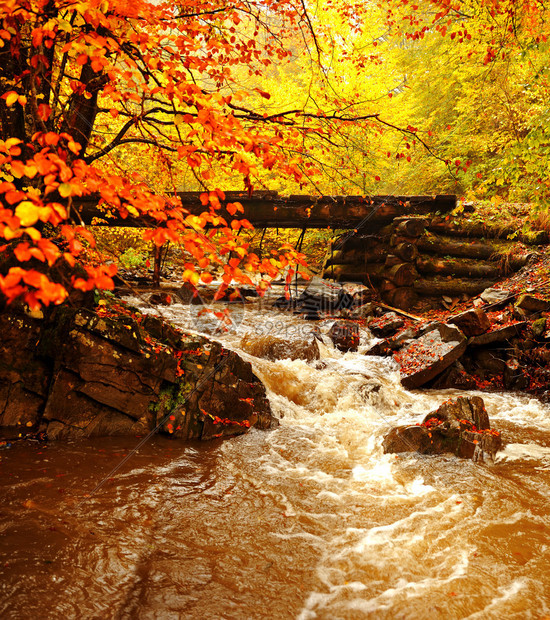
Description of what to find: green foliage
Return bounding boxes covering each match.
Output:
[119,247,147,269]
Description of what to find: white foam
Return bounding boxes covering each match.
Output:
[464,578,526,619]
[495,443,550,463]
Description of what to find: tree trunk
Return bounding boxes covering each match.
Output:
[152,243,162,287]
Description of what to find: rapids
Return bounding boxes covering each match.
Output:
[1,294,550,619]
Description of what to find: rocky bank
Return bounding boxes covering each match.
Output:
[0,302,274,441]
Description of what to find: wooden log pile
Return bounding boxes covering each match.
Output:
[324,213,540,310]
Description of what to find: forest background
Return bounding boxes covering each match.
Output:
[1,0,550,306]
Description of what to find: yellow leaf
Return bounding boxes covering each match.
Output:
[15,201,40,227]
[3,226,20,240]
[5,91,18,106]
[58,183,72,197]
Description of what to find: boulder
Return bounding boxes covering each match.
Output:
[273,276,354,318]
[515,293,550,314]
[430,361,477,390]
[448,308,490,337]
[148,292,172,305]
[328,320,360,353]
[240,334,320,362]
[480,287,514,306]
[368,312,405,338]
[393,323,467,389]
[382,396,502,464]
[0,305,274,442]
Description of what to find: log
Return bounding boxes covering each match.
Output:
[377,302,423,321]
[379,279,397,293]
[417,234,497,259]
[384,254,402,268]
[325,245,388,266]
[395,218,426,237]
[387,263,417,287]
[413,277,497,297]
[394,242,419,262]
[334,233,385,250]
[427,217,549,245]
[323,264,377,283]
[416,256,503,279]
[74,192,457,229]
[384,287,418,310]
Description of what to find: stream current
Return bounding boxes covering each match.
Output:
[1,294,550,619]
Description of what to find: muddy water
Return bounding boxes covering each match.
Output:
[2,298,550,619]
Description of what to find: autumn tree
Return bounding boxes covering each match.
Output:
[0,0,336,309]
[4,0,549,311]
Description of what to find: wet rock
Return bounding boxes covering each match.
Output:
[240,334,320,362]
[0,305,274,442]
[430,361,477,390]
[364,338,392,357]
[328,320,360,353]
[427,395,490,430]
[383,396,502,463]
[364,327,417,358]
[273,276,354,317]
[174,284,204,305]
[448,308,490,337]
[348,302,375,320]
[0,314,51,428]
[393,323,467,389]
[515,293,550,314]
[148,292,172,306]
[368,312,405,338]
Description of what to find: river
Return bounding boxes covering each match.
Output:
[1,295,550,619]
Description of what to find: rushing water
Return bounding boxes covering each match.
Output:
[2,295,550,619]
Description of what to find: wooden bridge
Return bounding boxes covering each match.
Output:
[76,191,538,310]
[75,191,457,230]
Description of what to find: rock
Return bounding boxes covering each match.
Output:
[468,322,527,347]
[240,334,320,362]
[471,349,506,375]
[0,305,274,442]
[274,276,354,317]
[448,308,491,337]
[430,361,477,390]
[515,293,550,314]
[368,312,405,337]
[532,317,547,339]
[348,302,375,320]
[364,338,393,357]
[148,292,172,305]
[175,284,204,305]
[328,320,360,352]
[480,287,514,305]
[383,396,502,463]
[427,395,490,430]
[393,323,467,389]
